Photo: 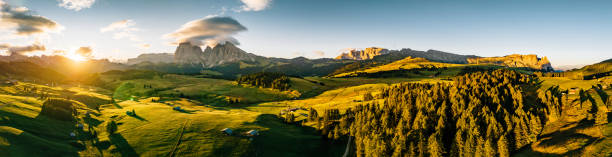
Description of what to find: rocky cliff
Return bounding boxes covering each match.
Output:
[174,42,205,65]
[127,53,174,65]
[200,42,258,67]
[174,42,258,67]
[335,47,478,64]
[467,54,554,71]
[335,47,389,60]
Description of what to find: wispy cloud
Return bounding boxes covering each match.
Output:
[0,0,63,36]
[238,0,272,12]
[58,0,96,11]
[101,19,141,42]
[165,16,247,47]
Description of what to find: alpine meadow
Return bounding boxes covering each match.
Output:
[0,0,611,156]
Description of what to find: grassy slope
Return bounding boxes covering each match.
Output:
[540,77,602,90]
[2,72,610,156]
[96,98,344,156]
[0,93,101,156]
[331,57,466,78]
[515,86,611,156]
[0,81,346,157]
[106,74,298,105]
[250,78,452,122]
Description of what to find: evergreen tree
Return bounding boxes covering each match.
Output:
[106,120,118,135]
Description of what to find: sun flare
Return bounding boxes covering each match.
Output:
[64,53,87,62]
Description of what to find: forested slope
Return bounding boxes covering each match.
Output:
[312,69,564,156]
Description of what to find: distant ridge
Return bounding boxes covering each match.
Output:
[335,47,389,60]
[336,47,479,64]
[127,53,174,65]
[467,54,554,71]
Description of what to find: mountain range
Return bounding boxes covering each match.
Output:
[174,42,259,68]
[0,42,561,80]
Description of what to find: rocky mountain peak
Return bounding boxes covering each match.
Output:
[467,54,554,71]
[174,42,204,65]
[173,42,258,67]
[335,47,389,60]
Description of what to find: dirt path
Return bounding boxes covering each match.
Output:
[343,136,353,157]
[168,120,191,157]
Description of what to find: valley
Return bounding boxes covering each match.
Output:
[1,1,611,156]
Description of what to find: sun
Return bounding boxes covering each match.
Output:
[64,53,87,62]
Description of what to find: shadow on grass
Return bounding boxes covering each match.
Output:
[108,133,138,157]
[112,103,123,109]
[83,116,103,126]
[0,110,80,156]
[129,114,148,121]
[176,109,199,114]
[242,114,345,157]
[517,119,600,156]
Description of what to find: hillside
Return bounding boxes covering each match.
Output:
[263,69,611,157]
[0,82,345,156]
[540,58,612,80]
[331,56,467,78]
[574,58,612,79]
[0,61,65,83]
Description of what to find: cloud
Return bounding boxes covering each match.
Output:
[238,0,272,12]
[101,19,141,42]
[313,50,325,57]
[165,16,247,47]
[75,46,92,57]
[136,43,150,49]
[0,1,63,36]
[0,43,46,55]
[100,20,136,32]
[58,0,96,11]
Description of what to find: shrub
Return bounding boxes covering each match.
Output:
[40,98,76,121]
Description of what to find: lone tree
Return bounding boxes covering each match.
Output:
[363,92,374,101]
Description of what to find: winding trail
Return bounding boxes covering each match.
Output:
[343,136,353,157]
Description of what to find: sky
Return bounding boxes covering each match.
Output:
[0,0,611,66]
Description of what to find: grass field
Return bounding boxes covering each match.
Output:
[332,57,465,77]
[1,72,610,157]
[0,81,346,157]
[540,77,603,90]
[515,87,611,156]
[103,74,299,106]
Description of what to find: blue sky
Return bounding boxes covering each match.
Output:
[1,0,611,66]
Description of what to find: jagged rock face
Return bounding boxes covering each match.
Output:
[200,42,257,67]
[127,53,174,65]
[335,47,389,60]
[173,42,257,68]
[467,54,554,71]
[174,42,205,65]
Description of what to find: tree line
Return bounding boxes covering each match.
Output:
[236,72,291,91]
